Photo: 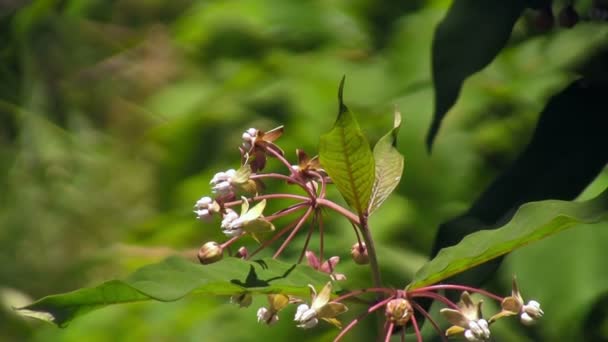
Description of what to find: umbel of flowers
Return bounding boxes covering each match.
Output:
[193,81,543,341]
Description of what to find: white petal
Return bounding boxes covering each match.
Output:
[294,304,310,322]
[257,307,269,323]
[464,329,480,342]
[297,317,318,329]
[520,312,535,326]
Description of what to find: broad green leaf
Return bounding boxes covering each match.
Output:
[16,256,330,327]
[319,77,375,215]
[369,110,404,214]
[411,187,608,288]
[427,0,526,149]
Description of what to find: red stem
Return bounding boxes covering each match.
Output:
[273,206,314,258]
[248,218,300,258]
[333,288,397,303]
[410,284,504,302]
[220,234,242,249]
[316,198,359,225]
[265,202,308,221]
[333,297,394,342]
[223,193,309,208]
[384,322,395,342]
[410,300,447,342]
[318,209,325,263]
[410,313,423,342]
[409,292,459,310]
[298,213,316,264]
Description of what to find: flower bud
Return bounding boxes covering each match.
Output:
[231,292,253,308]
[385,298,413,326]
[535,6,555,31]
[350,242,369,265]
[558,5,579,28]
[521,300,544,325]
[198,241,224,265]
[235,246,248,259]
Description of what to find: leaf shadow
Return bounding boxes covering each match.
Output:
[230,261,297,288]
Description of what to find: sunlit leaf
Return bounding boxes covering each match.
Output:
[411,187,608,288]
[319,77,375,215]
[428,0,526,149]
[369,109,404,214]
[16,257,330,327]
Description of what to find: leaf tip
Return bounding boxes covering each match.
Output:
[15,307,57,325]
[338,75,347,114]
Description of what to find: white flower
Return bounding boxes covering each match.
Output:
[257,294,289,326]
[293,282,347,329]
[193,196,219,220]
[242,128,259,151]
[521,300,544,326]
[220,209,242,237]
[257,307,278,325]
[490,277,544,327]
[464,319,490,341]
[441,292,491,342]
[210,169,237,196]
[294,304,318,329]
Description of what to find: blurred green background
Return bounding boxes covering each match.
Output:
[1,0,608,341]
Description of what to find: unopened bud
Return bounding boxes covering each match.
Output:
[231,292,253,308]
[535,6,555,31]
[385,298,413,326]
[198,241,224,264]
[350,242,369,265]
[558,5,579,28]
[235,246,248,259]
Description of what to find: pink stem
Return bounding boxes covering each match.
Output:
[333,297,394,342]
[384,322,395,342]
[400,328,406,342]
[334,288,397,303]
[273,206,314,258]
[248,218,300,258]
[223,193,309,208]
[410,284,503,302]
[298,214,316,264]
[318,210,325,263]
[410,301,447,342]
[265,202,308,221]
[410,314,423,342]
[309,170,327,198]
[351,222,364,250]
[316,198,359,225]
[250,173,296,183]
[220,234,242,250]
[264,147,317,199]
[409,292,459,310]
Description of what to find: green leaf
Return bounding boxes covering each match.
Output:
[411,187,608,288]
[427,0,526,149]
[319,77,375,215]
[16,256,330,327]
[369,109,404,214]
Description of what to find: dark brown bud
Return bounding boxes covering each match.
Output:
[535,6,555,31]
[198,241,224,265]
[558,5,579,28]
[350,242,369,265]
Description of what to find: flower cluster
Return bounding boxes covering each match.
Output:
[192,124,544,340]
